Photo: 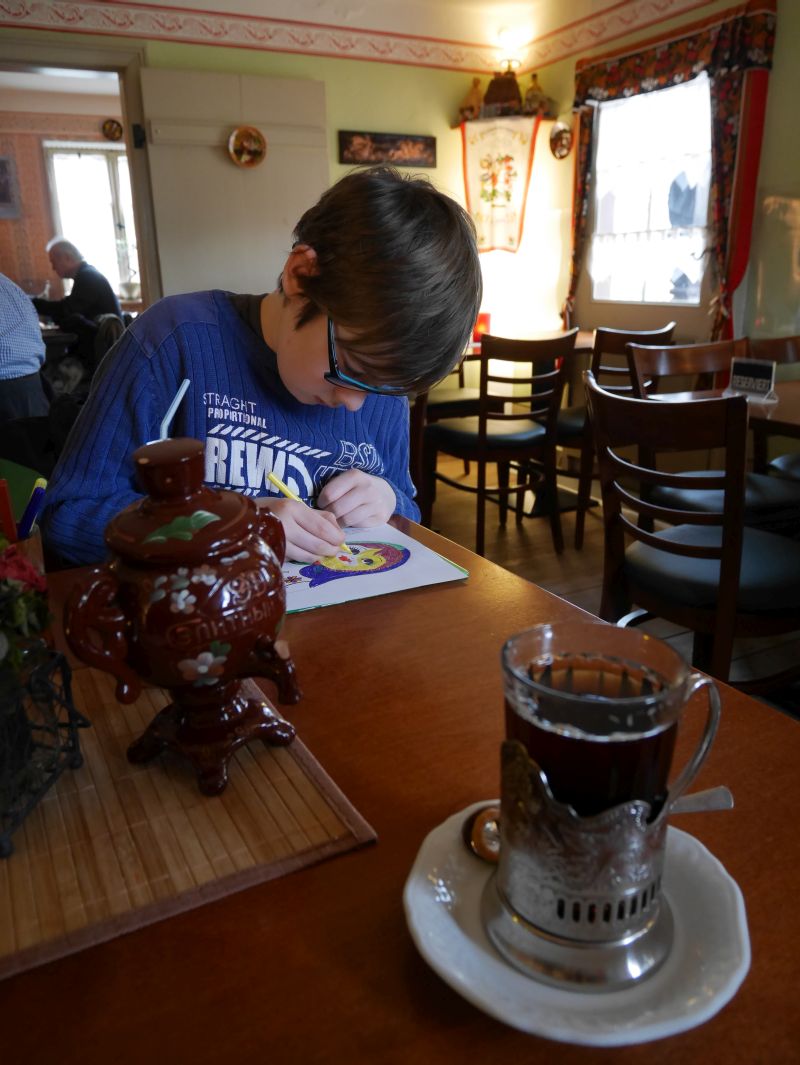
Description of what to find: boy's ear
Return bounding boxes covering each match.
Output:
[281,244,319,297]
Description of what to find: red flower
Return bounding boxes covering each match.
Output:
[0,545,47,594]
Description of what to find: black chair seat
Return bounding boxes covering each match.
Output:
[770,452,800,481]
[651,470,800,525]
[555,404,586,441]
[627,525,800,612]
[427,387,505,421]
[426,416,547,450]
[427,385,480,409]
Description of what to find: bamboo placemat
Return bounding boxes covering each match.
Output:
[0,669,376,980]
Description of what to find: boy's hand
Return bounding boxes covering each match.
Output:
[257,498,343,563]
[317,470,396,528]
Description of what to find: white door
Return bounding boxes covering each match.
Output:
[140,67,328,296]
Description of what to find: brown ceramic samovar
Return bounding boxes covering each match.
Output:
[65,437,301,795]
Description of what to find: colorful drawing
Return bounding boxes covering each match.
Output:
[281,523,467,613]
[297,542,410,588]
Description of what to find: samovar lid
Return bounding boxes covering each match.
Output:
[105,437,257,564]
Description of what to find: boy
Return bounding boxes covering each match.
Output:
[41,166,482,565]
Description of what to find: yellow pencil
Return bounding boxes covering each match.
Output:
[267,472,352,555]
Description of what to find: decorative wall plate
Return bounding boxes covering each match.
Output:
[102,118,123,142]
[227,126,267,168]
[549,121,573,159]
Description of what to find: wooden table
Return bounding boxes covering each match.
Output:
[749,380,800,471]
[3,522,799,1063]
[40,326,77,359]
[651,381,800,473]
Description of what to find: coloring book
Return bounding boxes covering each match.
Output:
[282,524,467,613]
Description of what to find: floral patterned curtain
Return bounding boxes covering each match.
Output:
[564,0,776,338]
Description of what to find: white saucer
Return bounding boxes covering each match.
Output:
[403,801,750,1046]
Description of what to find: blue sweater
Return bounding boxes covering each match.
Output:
[42,290,419,565]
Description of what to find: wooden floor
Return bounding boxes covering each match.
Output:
[427,455,800,720]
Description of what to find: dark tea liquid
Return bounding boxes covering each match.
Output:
[504,656,678,818]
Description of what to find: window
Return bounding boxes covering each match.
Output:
[588,72,712,306]
[44,142,140,298]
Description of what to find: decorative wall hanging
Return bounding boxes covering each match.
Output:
[0,157,21,220]
[101,118,123,142]
[227,126,267,168]
[461,116,539,253]
[338,131,436,168]
[549,121,574,159]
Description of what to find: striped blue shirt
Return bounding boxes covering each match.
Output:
[0,272,46,379]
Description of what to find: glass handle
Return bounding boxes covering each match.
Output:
[665,673,721,813]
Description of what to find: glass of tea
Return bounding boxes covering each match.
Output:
[502,622,720,818]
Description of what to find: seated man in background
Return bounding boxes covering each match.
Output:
[32,238,122,326]
[32,238,122,371]
[0,272,50,422]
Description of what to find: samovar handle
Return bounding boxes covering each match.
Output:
[65,568,142,703]
[257,507,287,565]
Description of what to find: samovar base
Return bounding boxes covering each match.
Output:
[481,873,674,992]
[127,685,296,795]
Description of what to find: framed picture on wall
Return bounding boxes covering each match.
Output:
[0,156,20,219]
[338,131,436,168]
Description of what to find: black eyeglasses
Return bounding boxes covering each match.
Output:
[323,318,407,396]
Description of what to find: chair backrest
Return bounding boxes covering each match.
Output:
[589,322,677,394]
[626,337,749,398]
[748,335,800,364]
[585,372,748,628]
[93,313,126,371]
[478,329,580,443]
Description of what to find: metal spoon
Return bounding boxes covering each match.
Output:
[669,784,734,814]
[462,804,501,862]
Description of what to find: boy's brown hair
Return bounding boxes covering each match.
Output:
[291,166,482,393]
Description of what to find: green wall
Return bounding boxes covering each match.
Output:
[3,0,796,337]
[144,40,471,196]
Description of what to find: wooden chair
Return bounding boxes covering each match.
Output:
[626,338,800,533]
[585,373,800,689]
[749,334,800,364]
[627,337,748,398]
[558,322,677,550]
[409,358,500,492]
[748,334,800,476]
[419,330,580,557]
[424,343,505,478]
[92,313,126,373]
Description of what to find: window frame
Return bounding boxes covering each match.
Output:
[574,80,714,334]
[42,140,139,297]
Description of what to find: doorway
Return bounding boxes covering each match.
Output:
[0,63,141,304]
[44,137,140,301]
[0,35,160,304]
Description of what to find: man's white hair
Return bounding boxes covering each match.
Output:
[45,237,83,261]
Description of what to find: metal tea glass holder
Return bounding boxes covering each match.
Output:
[482,741,680,992]
[0,647,89,858]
